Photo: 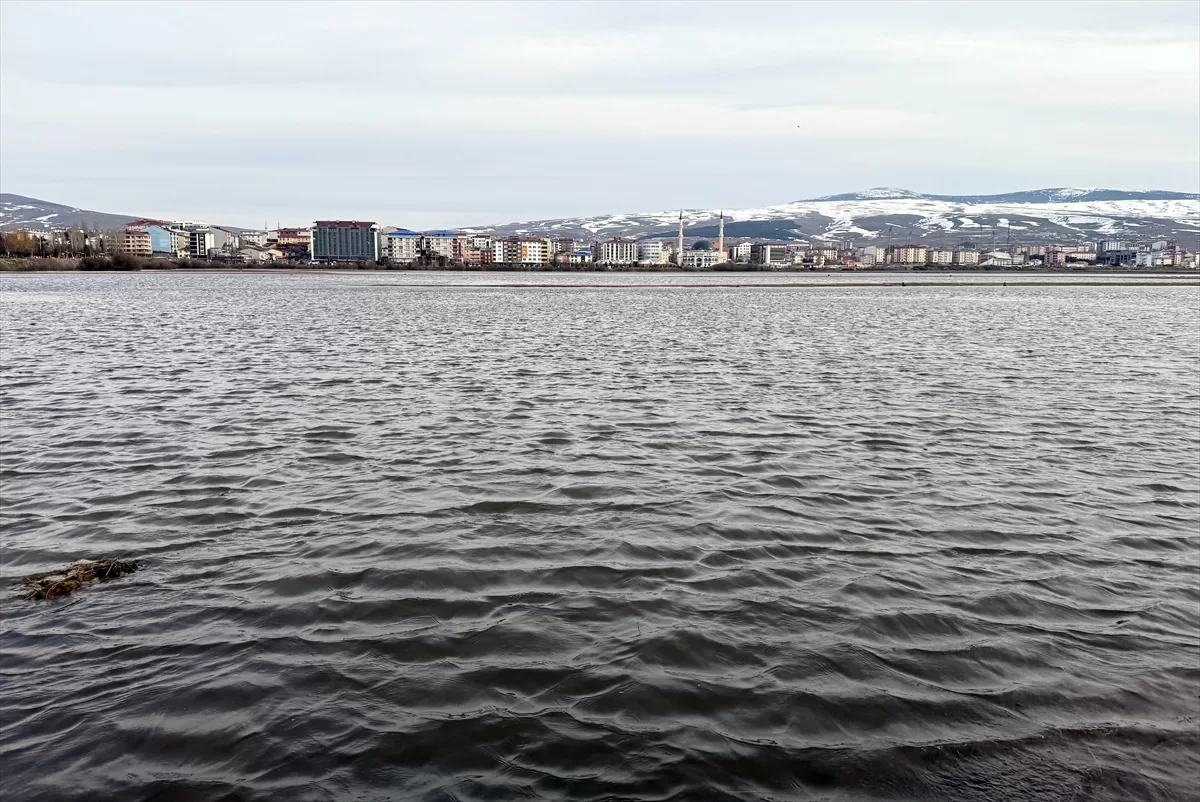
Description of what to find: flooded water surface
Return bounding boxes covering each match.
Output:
[1,273,1198,801]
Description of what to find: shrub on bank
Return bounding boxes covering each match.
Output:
[78,256,119,270]
[0,257,80,272]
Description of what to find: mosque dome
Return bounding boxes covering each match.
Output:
[692,239,713,251]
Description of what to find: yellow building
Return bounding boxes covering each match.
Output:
[888,244,928,265]
[275,228,311,246]
[121,229,152,256]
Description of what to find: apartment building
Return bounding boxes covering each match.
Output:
[637,240,664,265]
[385,229,420,263]
[311,221,380,262]
[888,244,928,265]
[188,229,215,258]
[858,245,886,266]
[239,230,269,247]
[494,236,548,264]
[275,228,311,246]
[928,249,954,266]
[592,238,638,265]
[750,244,789,266]
[421,230,459,261]
[461,246,493,265]
[121,228,152,256]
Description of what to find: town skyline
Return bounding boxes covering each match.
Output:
[4,215,1193,271]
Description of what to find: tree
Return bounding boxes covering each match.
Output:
[3,230,37,256]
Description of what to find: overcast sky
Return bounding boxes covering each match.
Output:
[1,0,1197,228]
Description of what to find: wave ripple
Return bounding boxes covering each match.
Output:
[2,274,1198,801]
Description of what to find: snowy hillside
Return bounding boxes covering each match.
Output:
[807,187,1197,204]
[0,194,140,232]
[473,188,1200,248]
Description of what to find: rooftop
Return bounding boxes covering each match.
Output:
[313,221,376,229]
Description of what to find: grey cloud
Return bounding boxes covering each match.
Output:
[1,0,1196,226]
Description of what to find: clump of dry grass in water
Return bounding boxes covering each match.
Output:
[20,559,139,600]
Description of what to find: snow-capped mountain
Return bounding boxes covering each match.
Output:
[473,187,1200,248]
[808,187,1196,204]
[0,194,143,232]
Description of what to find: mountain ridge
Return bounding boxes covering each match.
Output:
[472,187,1200,248]
[0,193,144,232]
[806,187,1199,204]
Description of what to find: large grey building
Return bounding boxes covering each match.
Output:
[312,221,379,262]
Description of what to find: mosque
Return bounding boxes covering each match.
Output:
[676,211,728,269]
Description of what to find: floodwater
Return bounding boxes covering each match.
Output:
[1,272,1198,802]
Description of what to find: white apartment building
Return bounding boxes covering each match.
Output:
[729,242,752,263]
[637,240,665,265]
[593,238,638,265]
[953,250,980,266]
[928,249,954,266]
[421,231,458,261]
[385,230,421,263]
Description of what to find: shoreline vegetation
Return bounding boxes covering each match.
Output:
[1,255,1198,278]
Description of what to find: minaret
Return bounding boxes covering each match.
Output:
[717,210,725,256]
[676,211,684,264]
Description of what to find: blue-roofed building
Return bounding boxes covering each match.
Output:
[421,230,462,261]
[385,229,420,263]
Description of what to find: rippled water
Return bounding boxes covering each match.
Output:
[2,273,1198,802]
